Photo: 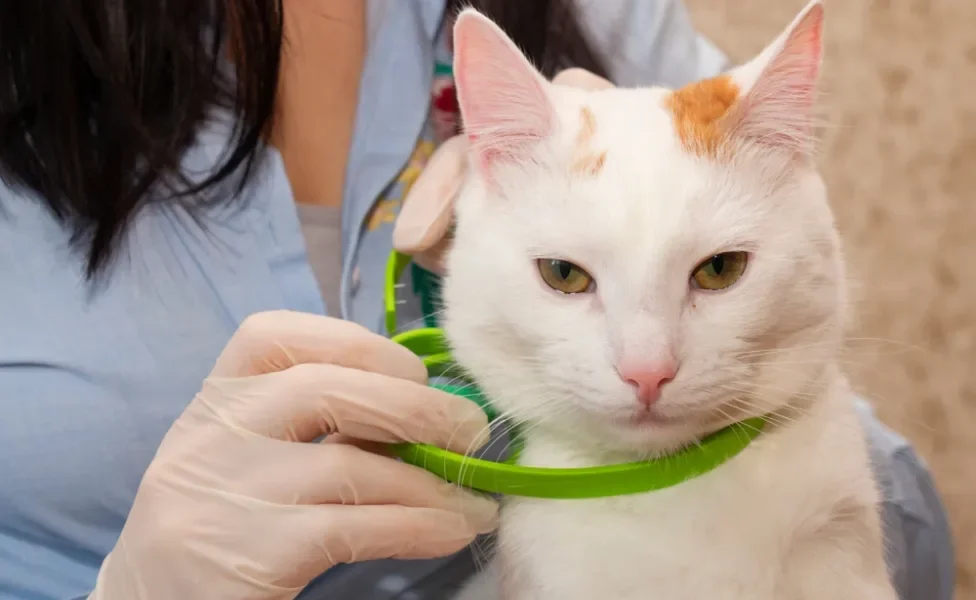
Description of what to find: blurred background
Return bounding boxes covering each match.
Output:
[684,0,975,596]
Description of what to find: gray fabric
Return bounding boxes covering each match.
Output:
[856,402,956,600]
[297,548,485,600]
[296,203,344,315]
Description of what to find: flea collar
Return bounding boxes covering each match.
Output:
[384,251,765,499]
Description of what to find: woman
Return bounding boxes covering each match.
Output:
[0,1,953,599]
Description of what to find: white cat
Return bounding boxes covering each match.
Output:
[442,3,898,600]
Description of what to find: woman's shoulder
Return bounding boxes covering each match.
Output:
[0,123,324,377]
[0,117,324,318]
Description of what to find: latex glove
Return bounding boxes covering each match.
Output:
[394,68,613,271]
[90,311,497,600]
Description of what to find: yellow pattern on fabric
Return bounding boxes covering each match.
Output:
[366,140,437,231]
[399,141,437,190]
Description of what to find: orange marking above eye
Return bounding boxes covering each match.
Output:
[571,106,607,176]
[571,150,607,176]
[576,106,597,145]
[665,74,740,157]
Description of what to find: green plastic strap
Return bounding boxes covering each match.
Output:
[385,249,766,499]
[384,251,413,337]
[391,327,499,423]
[390,417,765,499]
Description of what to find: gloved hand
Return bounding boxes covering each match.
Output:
[394,67,613,271]
[90,311,497,600]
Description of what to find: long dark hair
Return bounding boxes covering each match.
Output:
[0,1,282,277]
[0,0,602,278]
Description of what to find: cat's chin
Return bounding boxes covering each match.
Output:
[580,415,710,457]
[571,404,743,457]
[616,408,690,428]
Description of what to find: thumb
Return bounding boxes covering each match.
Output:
[306,504,496,571]
[552,67,614,90]
[394,135,467,273]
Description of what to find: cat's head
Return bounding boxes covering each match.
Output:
[442,1,845,454]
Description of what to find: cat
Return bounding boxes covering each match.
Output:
[440,3,898,599]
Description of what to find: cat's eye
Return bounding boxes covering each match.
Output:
[537,259,594,294]
[691,252,748,290]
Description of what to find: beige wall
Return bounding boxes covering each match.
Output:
[684,0,976,596]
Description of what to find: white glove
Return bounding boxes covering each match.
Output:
[90,311,498,600]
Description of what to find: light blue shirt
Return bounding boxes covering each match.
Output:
[0,126,323,599]
[0,1,953,599]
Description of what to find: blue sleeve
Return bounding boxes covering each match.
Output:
[573,0,730,87]
[856,400,955,600]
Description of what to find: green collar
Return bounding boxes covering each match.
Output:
[384,251,765,499]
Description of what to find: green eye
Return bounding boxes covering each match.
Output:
[692,252,748,290]
[538,259,594,294]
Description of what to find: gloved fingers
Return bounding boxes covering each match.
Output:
[552,67,614,90]
[210,310,427,384]
[319,432,390,455]
[201,363,490,451]
[311,504,496,566]
[245,440,498,514]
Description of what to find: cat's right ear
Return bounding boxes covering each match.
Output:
[453,10,555,186]
[724,0,825,156]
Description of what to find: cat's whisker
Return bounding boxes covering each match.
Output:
[453,404,578,494]
[720,392,813,429]
[730,336,926,361]
[711,405,753,444]
[716,380,806,402]
[714,378,822,402]
[713,385,810,423]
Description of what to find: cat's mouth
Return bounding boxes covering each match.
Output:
[616,408,689,428]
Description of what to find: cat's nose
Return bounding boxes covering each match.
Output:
[616,360,678,407]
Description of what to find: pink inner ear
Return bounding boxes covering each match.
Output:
[453,11,553,177]
[729,3,824,155]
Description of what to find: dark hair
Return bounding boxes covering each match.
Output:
[0,0,601,278]
[0,1,283,277]
[450,0,610,80]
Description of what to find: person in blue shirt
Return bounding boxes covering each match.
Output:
[0,1,954,599]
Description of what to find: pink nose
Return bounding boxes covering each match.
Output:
[616,360,678,406]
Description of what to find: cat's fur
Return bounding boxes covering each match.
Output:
[443,3,897,599]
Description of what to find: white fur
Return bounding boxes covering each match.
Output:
[445,4,896,599]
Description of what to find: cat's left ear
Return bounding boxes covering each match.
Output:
[453,9,555,185]
[725,0,824,156]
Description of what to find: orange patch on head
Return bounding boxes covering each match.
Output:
[576,106,597,146]
[571,106,606,176]
[571,150,607,176]
[665,75,740,157]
